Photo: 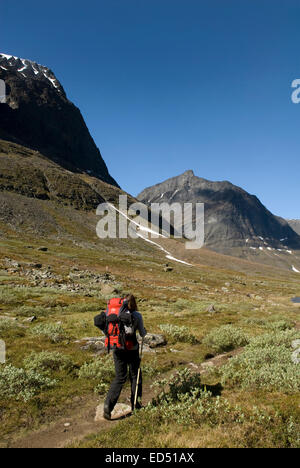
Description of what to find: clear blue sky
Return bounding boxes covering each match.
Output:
[1,0,300,218]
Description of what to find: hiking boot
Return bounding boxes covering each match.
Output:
[103,404,111,421]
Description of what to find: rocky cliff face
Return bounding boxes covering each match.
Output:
[138,170,300,256]
[288,220,300,236]
[0,53,117,186]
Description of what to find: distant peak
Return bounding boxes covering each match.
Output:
[0,52,63,92]
[182,170,195,177]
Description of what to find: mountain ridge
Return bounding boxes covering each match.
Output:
[138,170,300,271]
[0,52,118,186]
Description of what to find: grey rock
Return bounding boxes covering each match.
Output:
[206,304,217,314]
[95,403,131,422]
[23,316,37,323]
[140,333,167,348]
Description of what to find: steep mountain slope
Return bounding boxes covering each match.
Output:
[288,220,300,236]
[0,53,117,186]
[0,139,133,240]
[138,171,300,271]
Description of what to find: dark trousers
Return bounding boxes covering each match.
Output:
[105,349,142,411]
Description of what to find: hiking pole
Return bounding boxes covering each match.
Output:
[134,337,144,410]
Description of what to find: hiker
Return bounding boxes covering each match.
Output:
[95,294,147,421]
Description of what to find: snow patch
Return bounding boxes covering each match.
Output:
[170,189,180,200]
[0,53,61,91]
[107,203,193,266]
[165,255,192,266]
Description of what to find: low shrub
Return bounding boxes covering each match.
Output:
[220,330,300,393]
[78,356,115,393]
[159,324,198,344]
[0,364,56,402]
[145,369,246,426]
[267,320,293,331]
[243,317,293,331]
[152,368,202,406]
[203,325,249,353]
[30,323,68,343]
[0,319,23,337]
[16,306,51,318]
[23,351,74,374]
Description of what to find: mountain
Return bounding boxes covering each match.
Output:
[1,53,300,275]
[0,53,117,186]
[138,170,300,269]
[288,220,300,236]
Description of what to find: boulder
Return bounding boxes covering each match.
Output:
[140,333,167,348]
[206,304,216,314]
[95,403,132,422]
[79,338,106,355]
[23,316,37,323]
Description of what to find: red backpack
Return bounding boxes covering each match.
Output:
[104,298,137,352]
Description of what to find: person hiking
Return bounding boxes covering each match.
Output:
[95,294,147,421]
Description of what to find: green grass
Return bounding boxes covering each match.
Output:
[0,232,300,447]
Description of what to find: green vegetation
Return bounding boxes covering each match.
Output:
[78,356,115,394]
[23,351,75,375]
[203,325,249,353]
[0,365,57,402]
[0,319,24,338]
[0,231,299,448]
[220,330,300,392]
[159,324,198,344]
[77,368,300,448]
[30,323,69,343]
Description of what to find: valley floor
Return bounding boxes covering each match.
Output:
[0,232,299,448]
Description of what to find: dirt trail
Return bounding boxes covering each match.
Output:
[9,387,153,449]
[8,396,104,449]
[8,349,243,449]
